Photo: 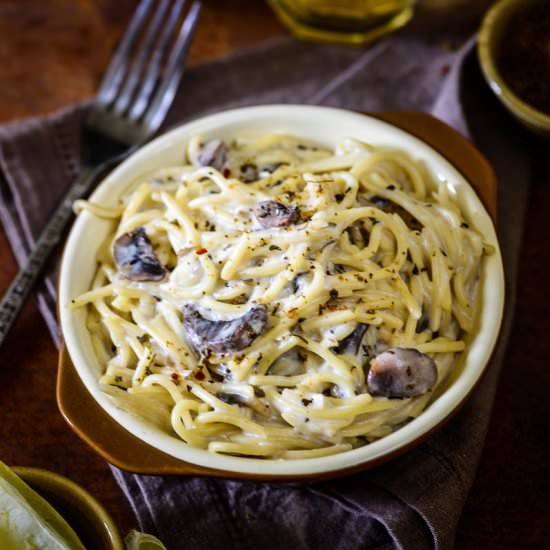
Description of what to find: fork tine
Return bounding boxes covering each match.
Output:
[129,0,187,121]
[144,1,202,132]
[113,0,172,115]
[96,0,154,107]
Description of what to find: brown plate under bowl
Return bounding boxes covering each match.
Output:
[12,466,124,550]
[57,111,497,480]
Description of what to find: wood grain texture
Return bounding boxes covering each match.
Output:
[0,1,547,548]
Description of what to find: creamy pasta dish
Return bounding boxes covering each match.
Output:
[72,133,490,459]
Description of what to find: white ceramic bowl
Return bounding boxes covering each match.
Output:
[59,105,504,477]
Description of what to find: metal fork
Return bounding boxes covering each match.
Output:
[0,0,202,347]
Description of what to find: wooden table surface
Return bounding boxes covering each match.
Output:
[0,1,547,548]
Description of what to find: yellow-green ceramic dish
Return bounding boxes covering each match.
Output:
[478,0,550,137]
[12,467,124,550]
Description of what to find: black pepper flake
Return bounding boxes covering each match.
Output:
[301,398,313,406]
[329,289,338,299]
[387,185,396,190]
[252,353,263,372]
[335,193,345,203]
[461,222,469,229]
[412,265,419,275]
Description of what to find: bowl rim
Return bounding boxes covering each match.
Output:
[12,466,124,550]
[478,0,550,128]
[58,104,505,477]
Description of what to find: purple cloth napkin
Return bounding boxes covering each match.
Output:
[0,34,532,550]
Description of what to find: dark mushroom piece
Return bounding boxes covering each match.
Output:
[415,311,430,334]
[345,223,370,249]
[259,162,287,178]
[197,139,227,171]
[113,227,166,282]
[253,201,299,229]
[367,347,437,398]
[333,323,368,356]
[369,195,422,231]
[370,195,391,210]
[215,392,242,405]
[239,163,259,183]
[182,304,268,355]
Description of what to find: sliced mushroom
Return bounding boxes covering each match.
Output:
[182,304,268,355]
[253,201,299,229]
[113,227,166,282]
[367,347,437,398]
[197,139,227,171]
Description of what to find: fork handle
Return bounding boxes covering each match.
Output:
[0,156,126,347]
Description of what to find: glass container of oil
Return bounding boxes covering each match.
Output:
[268,0,416,45]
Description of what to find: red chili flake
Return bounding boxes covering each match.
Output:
[223,168,231,177]
[170,372,179,381]
[196,248,208,255]
[194,371,205,381]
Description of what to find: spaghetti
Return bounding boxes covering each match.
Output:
[71,133,490,459]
